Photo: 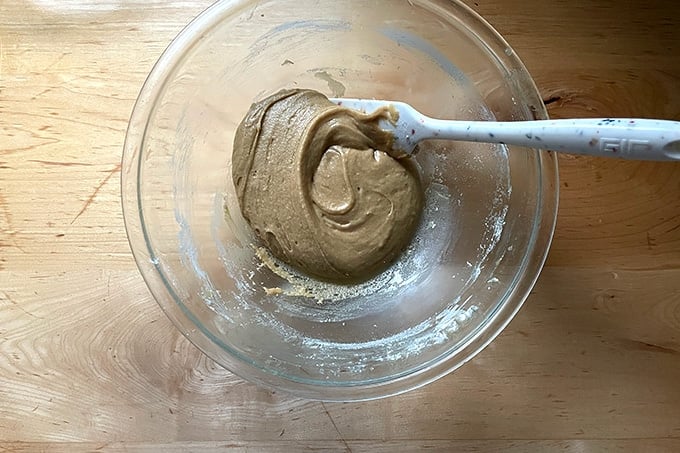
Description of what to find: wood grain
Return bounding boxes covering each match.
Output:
[3,440,680,453]
[1,0,680,451]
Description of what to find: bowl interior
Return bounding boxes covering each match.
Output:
[122,0,557,400]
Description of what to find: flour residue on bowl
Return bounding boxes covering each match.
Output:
[298,303,481,377]
[196,136,512,377]
[170,129,513,384]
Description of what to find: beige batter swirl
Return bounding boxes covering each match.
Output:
[232,89,423,282]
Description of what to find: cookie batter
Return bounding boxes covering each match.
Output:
[232,89,423,282]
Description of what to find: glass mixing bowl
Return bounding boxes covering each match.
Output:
[122,0,558,401]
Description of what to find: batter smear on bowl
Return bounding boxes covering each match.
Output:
[232,89,424,282]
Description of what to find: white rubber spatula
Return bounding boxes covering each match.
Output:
[330,98,680,161]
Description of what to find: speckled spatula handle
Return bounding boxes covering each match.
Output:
[424,118,680,161]
[331,98,680,160]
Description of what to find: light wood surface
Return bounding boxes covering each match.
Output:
[1,0,679,451]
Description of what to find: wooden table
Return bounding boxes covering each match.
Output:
[2,1,679,451]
